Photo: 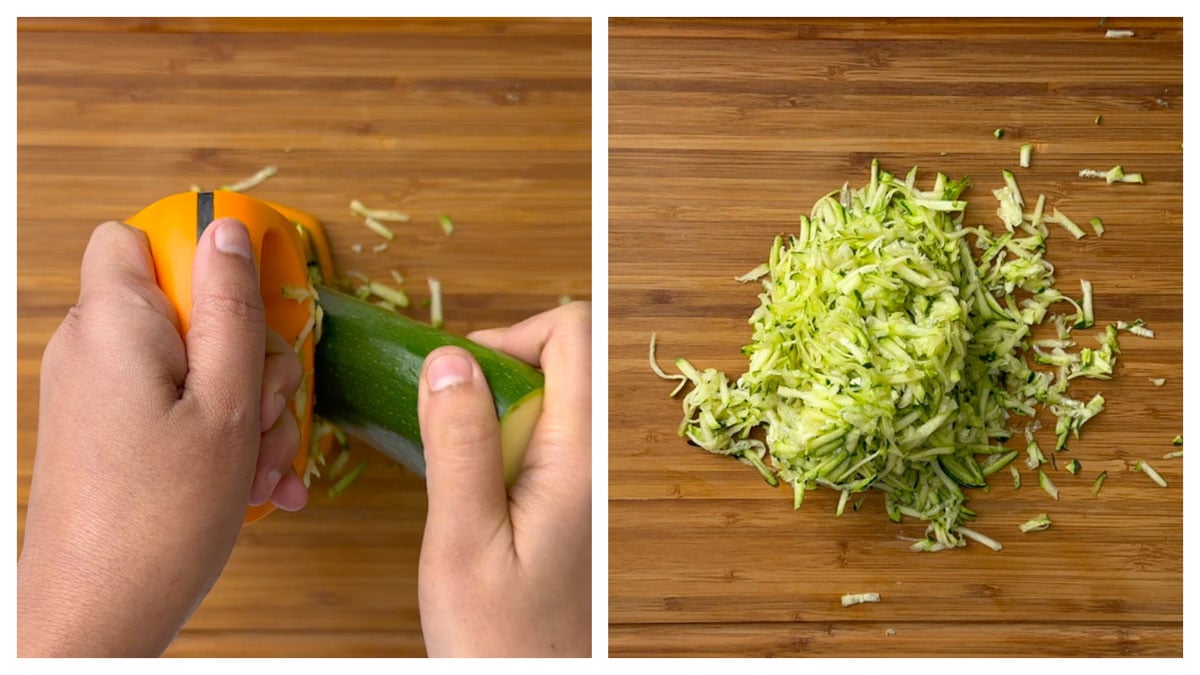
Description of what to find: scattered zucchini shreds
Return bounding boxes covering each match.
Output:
[373,300,397,311]
[1172,434,1182,445]
[1065,459,1081,475]
[189,183,203,192]
[220,165,277,193]
[293,311,316,352]
[1019,514,1053,533]
[368,280,411,308]
[735,263,770,283]
[1011,465,1021,489]
[328,449,352,479]
[1105,29,1134,38]
[428,277,444,329]
[1002,169,1024,208]
[1135,461,1167,488]
[1149,377,1166,386]
[1025,439,1047,470]
[389,270,406,286]
[663,160,1131,553]
[372,242,389,253]
[301,457,320,488]
[1162,449,1183,460]
[740,447,778,487]
[1091,471,1107,497]
[1038,470,1059,501]
[957,527,1003,551]
[1116,319,1155,338]
[1078,279,1095,328]
[364,217,397,241]
[650,333,689,396]
[1089,217,1105,236]
[1019,144,1033,168]
[309,417,334,463]
[980,450,1019,476]
[438,215,455,236]
[1094,115,1103,125]
[350,243,364,254]
[994,128,1005,139]
[281,284,311,302]
[841,592,881,607]
[558,295,573,305]
[328,460,369,498]
[836,489,850,517]
[350,199,411,223]
[1051,209,1086,239]
[1079,166,1144,184]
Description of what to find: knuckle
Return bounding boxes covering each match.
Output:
[438,412,499,452]
[90,220,137,249]
[195,284,265,327]
[191,389,257,441]
[560,300,591,322]
[557,302,592,339]
[41,307,84,379]
[52,306,85,351]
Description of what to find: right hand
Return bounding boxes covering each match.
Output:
[415,302,592,657]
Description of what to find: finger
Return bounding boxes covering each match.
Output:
[78,221,179,328]
[59,222,186,396]
[260,329,302,432]
[472,302,591,421]
[418,347,510,549]
[465,326,507,350]
[249,409,300,507]
[268,473,308,512]
[184,218,265,432]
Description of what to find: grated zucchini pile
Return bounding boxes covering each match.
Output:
[656,159,1142,552]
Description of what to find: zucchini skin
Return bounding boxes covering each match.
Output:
[313,285,545,478]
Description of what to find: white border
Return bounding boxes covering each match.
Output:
[590,14,611,661]
[6,6,1198,671]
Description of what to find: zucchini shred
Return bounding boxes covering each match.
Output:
[653,159,1145,552]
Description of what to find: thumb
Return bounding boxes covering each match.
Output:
[418,347,510,550]
[184,218,265,428]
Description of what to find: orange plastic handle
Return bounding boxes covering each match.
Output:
[127,191,325,523]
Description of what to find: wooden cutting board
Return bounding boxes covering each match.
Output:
[609,17,1182,657]
[16,17,590,657]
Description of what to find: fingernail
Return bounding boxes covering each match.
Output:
[426,350,474,392]
[251,469,283,507]
[214,220,253,260]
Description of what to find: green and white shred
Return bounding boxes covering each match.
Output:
[654,159,1140,552]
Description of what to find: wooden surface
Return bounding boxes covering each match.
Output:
[16,17,590,657]
[609,18,1182,657]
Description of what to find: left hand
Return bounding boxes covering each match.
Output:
[18,219,306,656]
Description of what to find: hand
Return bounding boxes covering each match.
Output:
[416,302,592,657]
[18,219,307,656]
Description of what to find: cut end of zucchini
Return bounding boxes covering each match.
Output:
[501,388,545,486]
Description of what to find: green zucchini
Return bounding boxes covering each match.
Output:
[939,454,987,488]
[313,285,544,485]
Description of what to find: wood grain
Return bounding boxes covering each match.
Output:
[16,17,590,658]
[608,17,1182,657]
